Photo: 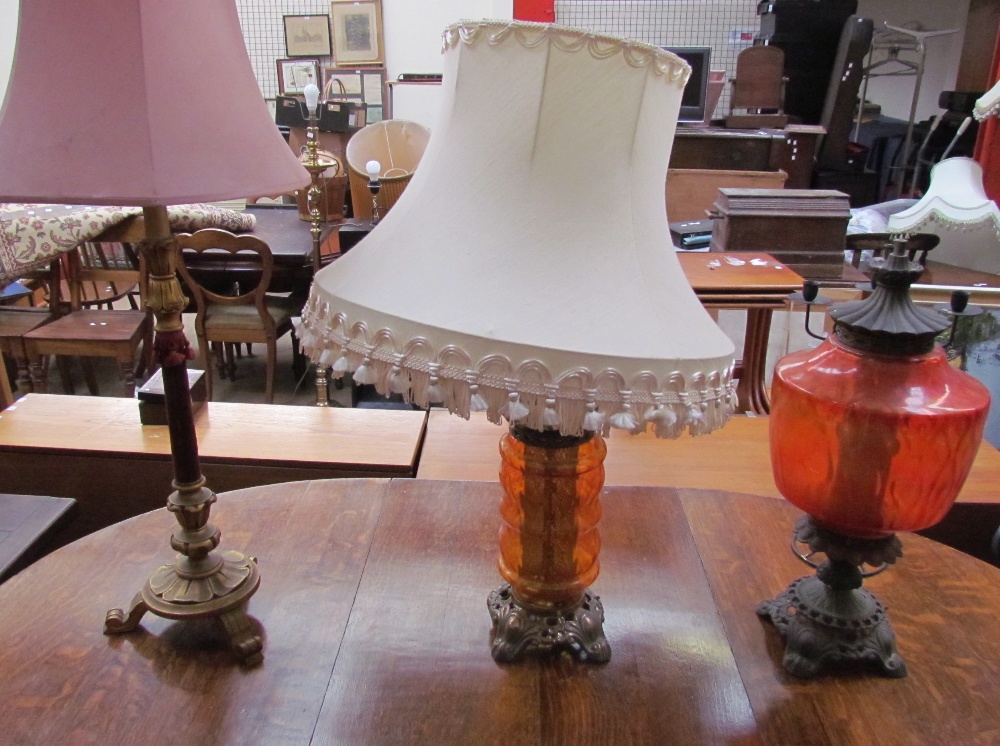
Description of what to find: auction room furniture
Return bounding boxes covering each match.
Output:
[670,125,823,189]
[726,45,788,129]
[0,393,427,544]
[0,492,76,583]
[0,478,999,743]
[22,247,153,397]
[176,229,301,403]
[678,252,803,414]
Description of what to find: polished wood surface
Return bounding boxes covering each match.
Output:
[416,409,1000,505]
[0,394,427,541]
[1,478,999,744]
[679,252,802,413]
[0,492,75,582]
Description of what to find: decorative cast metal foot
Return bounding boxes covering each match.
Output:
[757,575,906,678]
[105,552,263,666]
[758,516,906,678]
[487,583,610,663]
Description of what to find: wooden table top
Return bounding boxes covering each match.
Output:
[678,251,803,302]
[2,478,999,744]
[0,393,427,474]
[417,410,1000,504]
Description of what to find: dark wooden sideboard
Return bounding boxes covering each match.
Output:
[671,125,824,189]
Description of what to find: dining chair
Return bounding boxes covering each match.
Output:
[22,246,154,397]
[175,229,302,403]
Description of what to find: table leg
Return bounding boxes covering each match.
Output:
[735,308,773,415]
[0,350,13,410]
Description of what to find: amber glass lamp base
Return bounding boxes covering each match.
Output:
[488,425,610,663]
[758,516,906,678]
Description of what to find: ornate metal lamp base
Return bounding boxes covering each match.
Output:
[758,516,906,678]
[105,550,262,666]
[487,583,610,663]
[757,575,905,678]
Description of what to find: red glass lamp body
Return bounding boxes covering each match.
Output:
[770,332,990,539]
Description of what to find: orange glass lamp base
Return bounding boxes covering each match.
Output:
[488,425,610,663]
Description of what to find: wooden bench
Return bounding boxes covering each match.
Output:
[0,393,427,544]
[0,492,76,583]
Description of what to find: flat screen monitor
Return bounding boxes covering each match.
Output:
[661,46,711,124]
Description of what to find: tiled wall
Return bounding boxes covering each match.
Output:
[555,0,760,114]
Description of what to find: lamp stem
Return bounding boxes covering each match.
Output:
[104,205,263,665]
[488,426,610,663]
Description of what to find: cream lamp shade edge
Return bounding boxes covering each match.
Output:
[300,19,737,439]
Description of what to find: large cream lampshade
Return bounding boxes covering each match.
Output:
[300,20,736,663]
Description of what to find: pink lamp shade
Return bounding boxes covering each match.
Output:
[0,0,308,205]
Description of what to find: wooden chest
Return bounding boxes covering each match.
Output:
[709,188,851,279]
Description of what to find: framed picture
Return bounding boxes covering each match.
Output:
[283,15,332,57]
[276,58,320,95]
[322,67,386,122]
[331,1,384,66]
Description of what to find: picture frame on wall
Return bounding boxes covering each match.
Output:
[276,58,320,95]
[322,66,387,122]
[331,1,384,66]
[283,15,332,57]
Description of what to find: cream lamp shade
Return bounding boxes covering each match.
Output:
[301,20,737,438]
[888,157,1000,273]
[0,0,308,205]
[975,78,1000,121]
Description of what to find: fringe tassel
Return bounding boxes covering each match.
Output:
[542,398,560,428]
[469,384,488,412]
[388,365,409,395]
[609,393,638,431]
[318,347,336,366]
[353,357,377,385]
[503,392,529,422]
[426,375,445,404]
[331,354,349,377]
[583,401,605,432]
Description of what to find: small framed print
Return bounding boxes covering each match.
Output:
[322,66,385,121]
[283,15,332,57]
[331,1,384,66]
[276,58,320,95]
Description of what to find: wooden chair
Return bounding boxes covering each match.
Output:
[726,46,789,129]
[22,247,153,397]
[176,229,301,403]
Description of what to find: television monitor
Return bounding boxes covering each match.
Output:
[662,46,711,124]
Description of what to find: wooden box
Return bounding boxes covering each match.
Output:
[709,188,850,279]
[137,369,207,426]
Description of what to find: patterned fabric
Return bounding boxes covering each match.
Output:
[0,203,257,286]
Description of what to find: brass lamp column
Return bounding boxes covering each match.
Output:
[301,83,335,407]
[0,0,310,665]
[104,206,262,665]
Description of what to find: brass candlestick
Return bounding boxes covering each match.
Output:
[104,205,263,665]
